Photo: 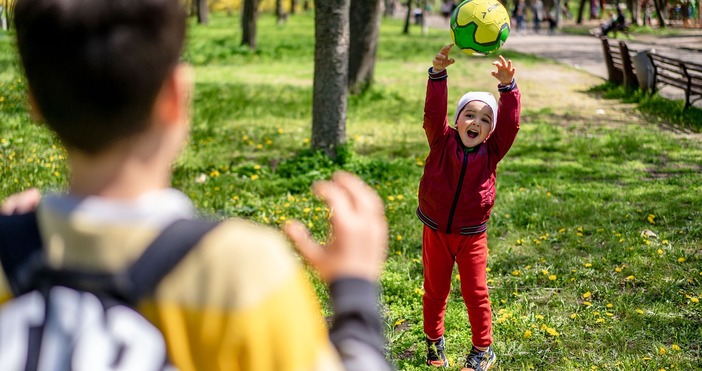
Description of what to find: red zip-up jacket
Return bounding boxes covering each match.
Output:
[417,68,521,235]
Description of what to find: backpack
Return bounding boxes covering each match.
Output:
[0,212,218,371]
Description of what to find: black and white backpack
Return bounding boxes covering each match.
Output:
[0,212,218,371]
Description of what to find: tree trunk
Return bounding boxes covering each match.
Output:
[242,0,260,48]
[653,0,665,27]
[276,0,286,23]
[312,0,350,157]
[291,0,298,14]
[576,0,586,24]
[403,0,413,33]
[197,0,209,24]
[348,0,382,94]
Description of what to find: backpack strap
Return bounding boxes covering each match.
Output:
[0,212,42,295]
[1,216,219,304]
[122,218,220,303]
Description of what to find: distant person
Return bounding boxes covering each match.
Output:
[592,6,626,37]
[0,0,392,370]
[441,0,456,23]
[418,44,521,370]
[513,0,528,34]
[532,0,545,34]
[546,10,558,35]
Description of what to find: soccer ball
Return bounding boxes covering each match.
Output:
[450,0,511,56]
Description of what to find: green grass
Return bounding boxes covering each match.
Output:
[1,12,701,370]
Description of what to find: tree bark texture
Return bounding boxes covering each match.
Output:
[197,0,209,24]
[312,0,350,157]
[348,0,382,94]
[653,0,666,27]
[242,0,260,48]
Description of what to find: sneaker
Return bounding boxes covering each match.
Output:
[461,346,496,371]
[425,336,449,367]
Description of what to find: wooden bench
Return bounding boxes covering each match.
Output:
[646,53,702,109]
[600,36,638,89]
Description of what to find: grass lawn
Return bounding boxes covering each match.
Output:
[1,12,701,370]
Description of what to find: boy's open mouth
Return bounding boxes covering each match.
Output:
[466,129,479,138]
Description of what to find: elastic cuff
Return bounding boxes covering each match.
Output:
[498,78,517,92]
[428,67,448,80]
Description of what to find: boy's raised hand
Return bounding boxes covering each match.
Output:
[433,44,455,73]
[284,171,388,283]
[491,55,515,85]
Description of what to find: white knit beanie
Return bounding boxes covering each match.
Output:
[453,92,498,136]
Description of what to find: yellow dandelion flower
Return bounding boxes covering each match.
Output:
[662,240,669,245]
[415,288,425,296]
[605,312,614,317]
[250,174,259,180]
[397,195,404,200]
[615,267,622,272]
[546,327,559,337]
[394,318,405,326]
[636,309,644,314]
[582,291,592,299]
[535,314,544,320]
[253,164,261,170]
[583,301,592,306]
[485,267,491,272]
[596,318,605,323]
[303,138,310,144]
[542,269,549,275]
[570,313,577,319]
[396,235,403,241]
[659,347,666,355]
[512,270,520,276]
[658,249,664,255]
[626,275,635,281]
[691,297,699,303]
[678,257,686,263]
[671,344,681,351]
[549,275,557,281]
[642,356,651,361]
[558,228,566,233]
[455,274,460,280]
[387,195,395,201]
[584,263,592,268]
[523,330,532,338]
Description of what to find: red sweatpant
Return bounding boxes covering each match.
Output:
[422,225,492,347]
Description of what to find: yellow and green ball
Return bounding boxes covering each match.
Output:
[450,0,511,55]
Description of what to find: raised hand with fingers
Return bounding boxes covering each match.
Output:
[433,44,456,73]
[283,171,388,283]
[491,55,516,85]
[1,188,41,215]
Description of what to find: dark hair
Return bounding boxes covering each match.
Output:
[14,0,186,154]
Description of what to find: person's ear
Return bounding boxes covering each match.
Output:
[154,63,194,129]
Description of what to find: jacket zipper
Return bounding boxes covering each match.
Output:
[446,149,469,234]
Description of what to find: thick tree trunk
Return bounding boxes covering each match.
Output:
[276,0,286,24]
[403,0,413,34]
[242,0,260,48]
[197,0,209,24]
[348,0,382,94]
[312,0,350,157]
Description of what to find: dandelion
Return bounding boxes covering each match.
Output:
[659,347,666,355]
[523,330,532,338]
[615,267,622,272]
[387,196,395,201]
[605,312,614,317]
[535,314,544,320]
[583,301,592,307]
[394,318,405,326]
[658,249,664,255]
[570,313,577,319]
[626,275,635,281]
[548,275,557,281]
[511,270,520,276]
[691,297,699,303]
[671,344,681,351]
[397,195,404,200]
[678,257,686,263]
[546,327,559,337]
[415,288,425,296]
[662,240,669,245]
[558,228,566,233]
[396,235,403,241]
[582,291,592,299]
[636,309,644,314]
[455,274,460,280]
[250,174,259,180]
[596,318,605,323]
[584,263,592,268]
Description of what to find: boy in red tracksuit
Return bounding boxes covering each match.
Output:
[417,44,521,371]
